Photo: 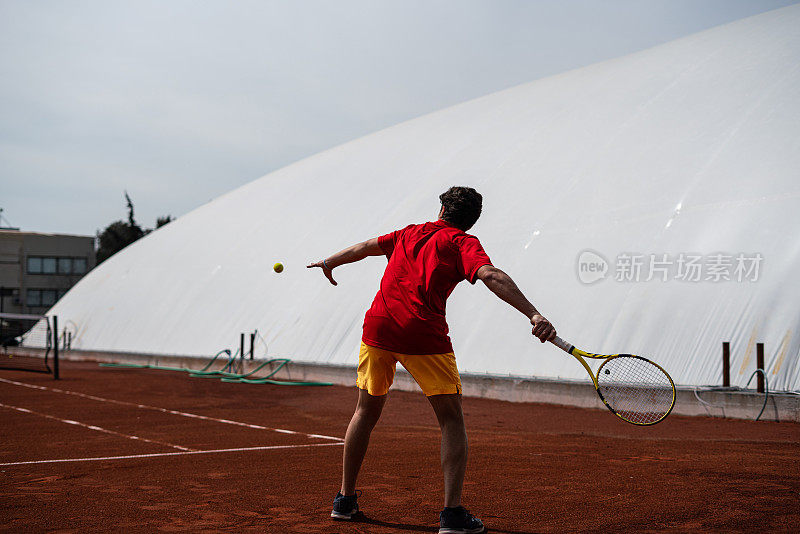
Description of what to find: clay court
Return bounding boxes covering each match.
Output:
[1,361,798,533]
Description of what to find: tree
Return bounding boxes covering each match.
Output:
[95,192,173,265]
[155,215,173,229]
[96,221,143,264]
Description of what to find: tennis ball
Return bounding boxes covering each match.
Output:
[273,262,284,273]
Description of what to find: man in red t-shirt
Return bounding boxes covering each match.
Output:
[309,186,556,533]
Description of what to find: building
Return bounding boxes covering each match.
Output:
[0,229,96,316]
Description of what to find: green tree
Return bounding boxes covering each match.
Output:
[155,215,173,229]
[95,192,172,265]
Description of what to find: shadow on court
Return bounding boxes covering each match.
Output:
[351,512,434,532]
[354,512,539,534]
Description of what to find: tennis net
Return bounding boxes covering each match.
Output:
[0,313,57,377]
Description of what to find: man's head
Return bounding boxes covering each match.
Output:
[438,186,482,231]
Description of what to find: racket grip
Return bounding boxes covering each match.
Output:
[550,336,573,354]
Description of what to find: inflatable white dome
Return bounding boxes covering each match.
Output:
[51,5,800,391]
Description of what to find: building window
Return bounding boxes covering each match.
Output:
[26,289,41,307]
[27,257,43,274]
[26,256,88,275]
[41,290,57,306]
[42,258,57,274]
[73,257,87,274]
[2,287,20,306]
[57,257,72,274]
[0,287,17,298]
[26,289,59,307]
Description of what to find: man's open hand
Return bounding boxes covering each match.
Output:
[530,314,556,343]
[306,261,337,286]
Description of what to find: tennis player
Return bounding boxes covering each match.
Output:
[308,186,556,534]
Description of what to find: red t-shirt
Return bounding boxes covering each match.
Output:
[362,219,493,354]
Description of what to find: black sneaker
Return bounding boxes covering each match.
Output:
[331,490,361,520]
[439,506,485,534]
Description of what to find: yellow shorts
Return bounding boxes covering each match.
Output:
[356,342,462,397]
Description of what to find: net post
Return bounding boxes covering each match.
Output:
[52,315,60,380]
[249,332,255,360]
[722,341,730,387]
[756,342,764,393]
[239,332,245,364]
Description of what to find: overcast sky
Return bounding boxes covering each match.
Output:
[1,0,796,236]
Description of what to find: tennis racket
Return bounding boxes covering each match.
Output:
[550,336,676,425]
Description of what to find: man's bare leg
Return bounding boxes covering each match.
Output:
[340,388,387,496]
[428,393,468,507]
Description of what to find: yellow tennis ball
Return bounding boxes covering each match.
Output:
[273,262,284,273]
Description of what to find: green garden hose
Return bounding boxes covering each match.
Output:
[100,350,332,386]
[100,349,233,373]
[219,358,333,386]
[189,355,283,379]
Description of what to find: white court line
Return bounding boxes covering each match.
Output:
[0,402,194,452]
[0,442,344,467]
[0,377,343,442]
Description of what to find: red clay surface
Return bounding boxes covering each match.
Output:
[1,361,798,533]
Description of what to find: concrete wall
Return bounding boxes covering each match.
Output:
[43,348,800,423]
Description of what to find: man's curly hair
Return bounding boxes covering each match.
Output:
[439,186,482,231]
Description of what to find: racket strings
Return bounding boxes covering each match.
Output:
[597,356,674,425]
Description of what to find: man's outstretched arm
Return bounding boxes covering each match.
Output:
[476,265,556,343]
[307,237,384,286]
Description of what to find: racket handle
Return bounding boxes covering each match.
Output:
[550,336,574,354]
